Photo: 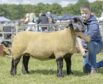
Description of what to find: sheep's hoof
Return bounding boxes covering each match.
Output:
[67,71,73,75]
[10,71,16,76]
[57,74,64,77]
[22,69,29,74]
[22,71,29,74]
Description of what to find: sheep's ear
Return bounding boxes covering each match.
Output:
[66,20,73,28]
[73,17,78,23]
[68,23,73,28]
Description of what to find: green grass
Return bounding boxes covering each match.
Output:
[0,53,103,84]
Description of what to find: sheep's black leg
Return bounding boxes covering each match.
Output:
[22,55,30,74]
[64,54,73,75]
[10,57,21,76]
[56,57,63,77]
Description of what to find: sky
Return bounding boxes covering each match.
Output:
[0,0,96,7]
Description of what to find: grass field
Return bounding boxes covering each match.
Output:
[0,53,103,84]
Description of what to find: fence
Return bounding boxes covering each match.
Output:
[0,25,16,44]
[0,22,103,47]
[17,23,58,32]
[16,21,70,32]
[0,23,67,45]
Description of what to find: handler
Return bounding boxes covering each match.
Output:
[76,5,103,74]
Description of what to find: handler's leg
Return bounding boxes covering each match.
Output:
[83,41,102,74]
[95,42,103,68]
[83,52,91,73]
[88,41,101,74]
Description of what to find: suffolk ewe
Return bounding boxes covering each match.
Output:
[10,17,84,77]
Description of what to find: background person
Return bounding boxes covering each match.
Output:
[37,13,49,32]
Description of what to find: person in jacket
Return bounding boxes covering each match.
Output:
[37,13,49,32]
[76,5,103,74]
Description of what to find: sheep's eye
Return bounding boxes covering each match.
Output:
[73,18,78,23]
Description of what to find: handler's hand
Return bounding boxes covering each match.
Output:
[76,32,91,42]
[81,48,88,56]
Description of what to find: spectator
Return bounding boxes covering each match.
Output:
[46,11,55,24]
[26,13,37,31]
[24,13,30,24]
[37,13,49,32]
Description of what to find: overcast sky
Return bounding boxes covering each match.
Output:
[0,0,96,7]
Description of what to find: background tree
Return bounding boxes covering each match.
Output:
[90,1,103,17]
[0,0,103,20]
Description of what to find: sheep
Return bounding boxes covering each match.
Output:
[10,17,84,77]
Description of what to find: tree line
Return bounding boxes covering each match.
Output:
[0,0,103,20]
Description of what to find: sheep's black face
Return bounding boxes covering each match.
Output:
[69,17,84,32]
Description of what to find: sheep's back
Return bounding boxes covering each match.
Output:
[12,29,76,59]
